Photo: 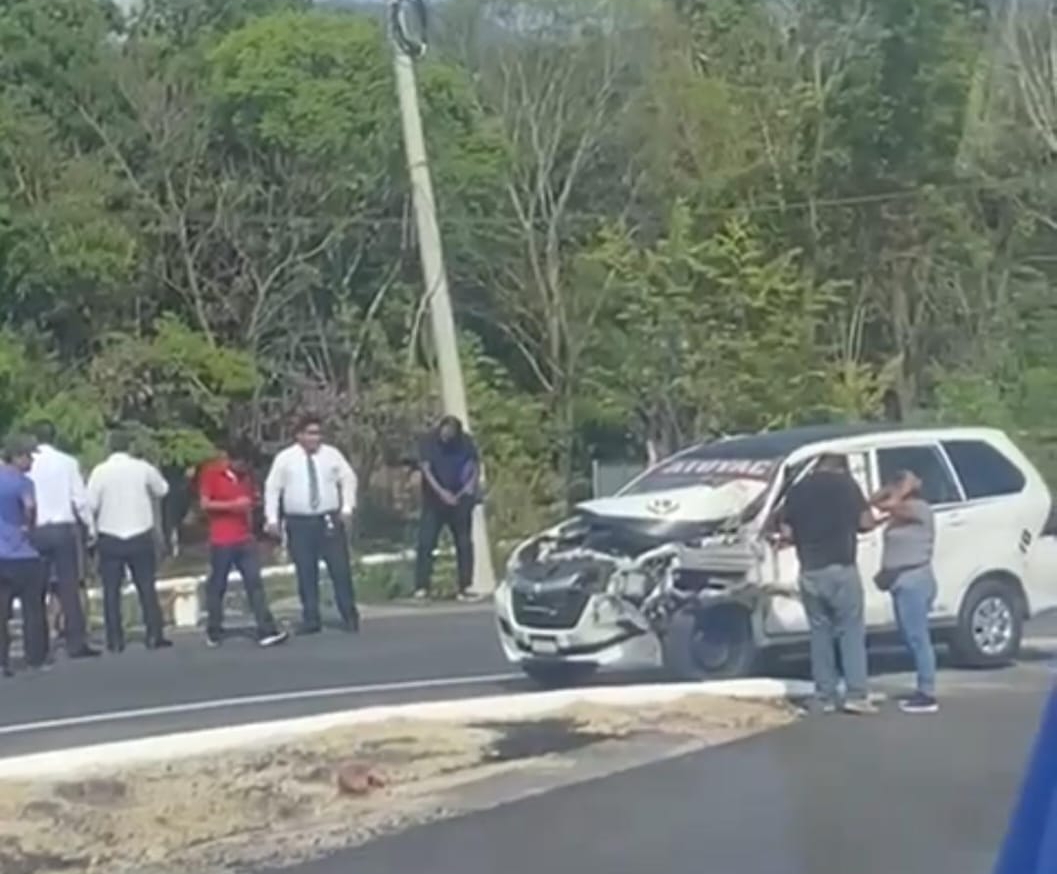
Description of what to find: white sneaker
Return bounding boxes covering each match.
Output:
[843,699,880,716]
[259,630,289,648]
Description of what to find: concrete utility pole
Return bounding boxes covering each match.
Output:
[390,14,497,594]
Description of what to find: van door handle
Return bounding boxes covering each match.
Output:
[947,514,966,528]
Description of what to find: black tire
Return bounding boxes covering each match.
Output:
[662,605,758,681]
[521,661,598,688]
[949,576,1024,668]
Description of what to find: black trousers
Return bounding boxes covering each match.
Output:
[415,499,474,593]
[33,523,88,652]
[98,531,164,649]
[285,514,357,629]
[0,558,47,670]
[205,541,278,638]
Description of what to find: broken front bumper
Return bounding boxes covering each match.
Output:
[493,583,663,669]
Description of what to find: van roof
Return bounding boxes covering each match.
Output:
[677,423,994,462]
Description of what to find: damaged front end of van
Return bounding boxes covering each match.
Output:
[494,456,783,684]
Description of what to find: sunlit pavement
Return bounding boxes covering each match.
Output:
[1,607,1052,874]
[283,622,1057,874]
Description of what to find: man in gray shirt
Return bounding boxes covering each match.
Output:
[873,470,939,714]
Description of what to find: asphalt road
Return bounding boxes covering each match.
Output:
[288,649,1055,874]
[4,605,1057,761]
[0,605,517,757]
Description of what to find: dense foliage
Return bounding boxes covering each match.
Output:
[3,0,1057,538]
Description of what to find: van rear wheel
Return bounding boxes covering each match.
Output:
[949,577,1024,668]
[662,606,758,681]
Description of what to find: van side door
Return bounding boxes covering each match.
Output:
[761,450,886,635]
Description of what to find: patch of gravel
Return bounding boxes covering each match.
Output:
[0,695,795,873]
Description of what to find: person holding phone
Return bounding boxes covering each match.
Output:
[200,440,287,649]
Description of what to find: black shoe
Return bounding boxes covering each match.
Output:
[340,613,360,634]
[107,641,125,654]
[146,637,173,650]
[295,623,322,637]
[205,631,223,649]
[899,692,939,714]
[68,645,102,659]
[1,665,12,678]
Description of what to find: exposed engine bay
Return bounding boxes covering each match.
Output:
[504,507,766,640]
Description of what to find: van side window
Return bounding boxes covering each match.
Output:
[941,440,1026,499]
[877,446,962,505]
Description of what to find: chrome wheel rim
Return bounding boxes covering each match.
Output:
[971,596,1014,656]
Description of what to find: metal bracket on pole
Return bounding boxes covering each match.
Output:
[388,0,496,594]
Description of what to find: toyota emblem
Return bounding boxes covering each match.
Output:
[646,497,678,515]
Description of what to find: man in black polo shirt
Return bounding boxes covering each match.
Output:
[781,453,878,714]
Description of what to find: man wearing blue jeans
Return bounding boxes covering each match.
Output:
[781,453,878,714]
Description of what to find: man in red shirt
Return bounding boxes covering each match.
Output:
[199,441,287,648]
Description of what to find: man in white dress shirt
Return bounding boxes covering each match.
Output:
[87,430,172,652]
[264,414,360,634]
[29,421,100,658]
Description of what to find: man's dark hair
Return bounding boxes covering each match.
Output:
[223,437,257,464]
[32,420,57,445]
[295,413,323,434]
[3,433,35,463]
[109,429,133,454]
[437,414,463,435]
[816,453,848,473]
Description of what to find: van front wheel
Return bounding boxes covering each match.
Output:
[950,577,1024,668]
[662,606,758,681]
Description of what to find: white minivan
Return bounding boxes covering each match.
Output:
[495,424,1057,684]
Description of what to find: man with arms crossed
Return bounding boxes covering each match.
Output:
[780,453,878,714]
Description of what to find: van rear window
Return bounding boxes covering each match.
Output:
[942,440,1026,499]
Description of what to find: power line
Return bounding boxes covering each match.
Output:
[143,170,1049,230]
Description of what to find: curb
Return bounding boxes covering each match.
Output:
[0,678,813,781]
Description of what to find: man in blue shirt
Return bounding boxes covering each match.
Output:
[0,434,47,675]
[414,416,479,600]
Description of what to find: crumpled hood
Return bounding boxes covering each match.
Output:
[577,478,768,524]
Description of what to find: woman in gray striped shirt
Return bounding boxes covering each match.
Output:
[872,470,939,715]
